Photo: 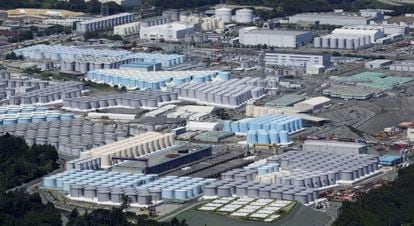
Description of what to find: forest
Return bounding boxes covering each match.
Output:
[335,165,414,226]
[0,133,59,191]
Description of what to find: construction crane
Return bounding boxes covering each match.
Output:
[252,144,280,155]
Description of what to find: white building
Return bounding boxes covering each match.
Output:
[186,121,223,131]
[293,96,331,111]
[265,52,330,68]
[390,61,414,72]
[303,140,368,155]
[76,13,134,33]
[365,59,392,69]
[140,22,194,42]
[43,17,88,27]
[84,0,142,7]
[289,12,374,26]
[239,27,313,48]
[114,21,140,36]
[140,16,169,28]
[407,128,414,142]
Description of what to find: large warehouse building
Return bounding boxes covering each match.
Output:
[140,22,194,42]
[303,140,368,155]
[265,52,330,68]
[85,0,142,7]
[239,27,313,48]
[289,12,374,26]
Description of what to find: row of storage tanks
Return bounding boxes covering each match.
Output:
[77,13,134,33]
[214,8,254,24]
[66,157,101,171]
[0,111,74,126]
[180,15,225,31]
[170,79,264,107]
[63,91,178,111]
[224,114,304,144]
[267,151,380,182]
[203,166,319,204]
[0,119,130,156]
[86,70,229,90]
[10,82,83,105]
[13,44,184,68]
[43,170,217,205]
[314,35,372,50]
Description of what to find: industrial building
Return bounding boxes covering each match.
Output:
[336,72,414,91]
[76,13,134,33]
[115,144,213,174]
[322,85,382,100]
[365,59,393,69]
[79,132,175,168]
[265,95,306,107]
[140,16,170,28]
[186,121,223,131]
[389,61,414,72]
[265,52,330,68]
[379,155,402,166]
[303,140,368,155]
[113,21,140,36]
[62,91,178,111]
[239,27,313,48]
[170,77,265,108]
[179,15,225,32]
[42,17,89,27]
[119,62,161,71]
[86,70,226,90]
[293,96,331,111]
[289,12,374,26]
[139,22,194,42]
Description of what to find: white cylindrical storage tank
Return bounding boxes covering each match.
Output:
[215,8,232,23]
[322,37,330,48]
[359,36,365,47]
[353,38,360,49]
[346,38,354,49]
[329,37,338,49]
[235,9,253,24]
[338,38,345,49]
[313,37,321,48]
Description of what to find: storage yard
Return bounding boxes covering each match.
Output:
[2,3,414,226]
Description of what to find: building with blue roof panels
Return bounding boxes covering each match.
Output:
[119,62,162,72]
[379,155,402,166]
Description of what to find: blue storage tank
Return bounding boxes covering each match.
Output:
[17,117,31,124]
[21,106,36,113]
[3,118,17,125]
[46,114,61,122]
[174,189,188,200]
[36,106,49,112]
[60,113,74,121]
[43,177,56,187]
[230,121,240,133]
[258,130,270,144]
[247,130,258,144]
[173,77,185,85]
[223,120,232,132]
[269,130,280,144]
[279,131,289,144]
[32,115,46,122]
[218,72,230,80]
[193,76,205,84]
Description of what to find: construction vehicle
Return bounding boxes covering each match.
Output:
[251,144,280,155]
